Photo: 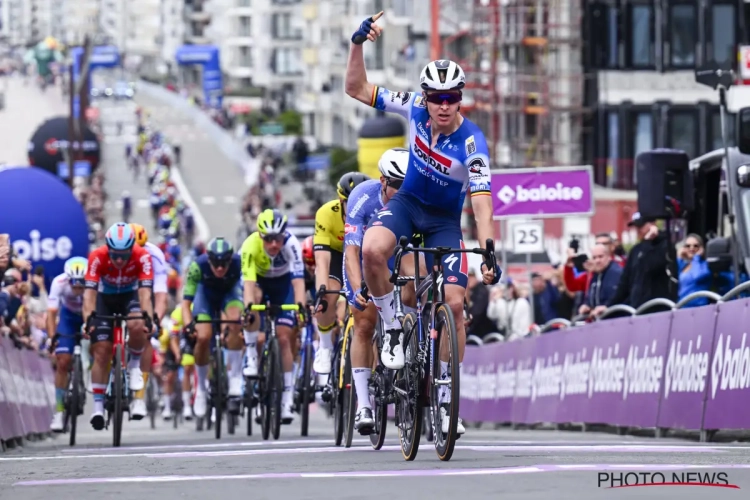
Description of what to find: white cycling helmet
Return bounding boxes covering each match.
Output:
[420,59,466,91]
[378,148,409,180]
[64,256,88,282]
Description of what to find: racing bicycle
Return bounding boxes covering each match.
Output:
[84,311,150,447]
[390,236,496,461]
[53,331,86,447]
[316,289,356,448]
[246,302,300,440]
[194,315,242,439]
[293,301,317,437]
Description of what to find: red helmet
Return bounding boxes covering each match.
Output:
[301,236,315,267]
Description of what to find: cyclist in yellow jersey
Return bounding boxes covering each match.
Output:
[312,172,370,376]
[240,209,307,424]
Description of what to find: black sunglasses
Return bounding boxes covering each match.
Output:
[263,234,284,243]
[424,92,462,105]
[386,179,403,189]
[209,258,231,269]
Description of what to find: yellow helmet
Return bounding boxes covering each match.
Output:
[130,223,149,246]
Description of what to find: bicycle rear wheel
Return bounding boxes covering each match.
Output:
[396,312,422,461]
[69,354,82,447]
[260,346,271,440]
[113,344,124,448]
[300,339,313,437]
[432,303,460,461]
[146,376,157,430]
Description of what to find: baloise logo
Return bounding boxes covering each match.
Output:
[13,230,73,261]
[497,183,584,204]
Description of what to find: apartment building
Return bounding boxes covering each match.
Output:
[297,0,469,147]
[64,0,100,46]
[584,0,749,190]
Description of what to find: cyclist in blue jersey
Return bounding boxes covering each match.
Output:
[180,237,245,419]
[345,12,501,435]
[343,148,423,431]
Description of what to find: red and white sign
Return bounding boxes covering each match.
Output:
[739,46,750,84]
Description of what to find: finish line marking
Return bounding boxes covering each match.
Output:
[15,464,750,486]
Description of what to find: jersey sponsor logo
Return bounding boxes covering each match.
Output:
[344,223,357,234]
[348,193,370,218]
[445,253,459,272]
[89,256,101,277]
[372,221,383,226]
[447,275,458,283]
[414,136,451,175]
[416,120,429,139]
[140,253,152,275]
[401,92,411,106]
[468,157,486,174]
[377,209,392,218]
[415,96,425,108]
[465,135,476,156]
[389,91,404,103]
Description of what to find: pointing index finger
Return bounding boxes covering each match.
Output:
[371,11,384,22]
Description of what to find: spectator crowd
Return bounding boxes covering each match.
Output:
[465,211,749,343]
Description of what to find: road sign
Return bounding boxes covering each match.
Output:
[511,220,544,254]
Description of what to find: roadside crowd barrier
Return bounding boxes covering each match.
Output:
[460,284,750,442]
[0,336,56,448]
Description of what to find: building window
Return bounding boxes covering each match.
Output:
[272,13,297,39]
[238,16,251,37]
[238,0,251,6]
[239,46,252,67]
[274,48,301,74]
[668,3,696,68]
[628,3,654,68]
[710,3,735,67]
[712,109,735,150]
[606,6,619,68]
[633,112,654,158]
[669,110,698,159]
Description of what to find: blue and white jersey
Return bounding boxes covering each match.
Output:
[344,179,384,248]
[371,87,492,213]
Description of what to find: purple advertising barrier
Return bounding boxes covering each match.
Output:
[20,350,50,434]
[0,337,24,440]
[490,166,594,218]
[2,338,32,438]
[459,347,480,422]
[520,313,671,428]
[702,300,750,430]
[656,305,718,431]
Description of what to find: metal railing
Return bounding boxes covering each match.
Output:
[518,282,750,339]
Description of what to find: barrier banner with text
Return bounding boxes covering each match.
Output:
[460,300,750,432]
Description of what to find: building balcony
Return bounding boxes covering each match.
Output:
[189,10,211,22]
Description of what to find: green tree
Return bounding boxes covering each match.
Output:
[279,110,302,135]
[327,148,359,188]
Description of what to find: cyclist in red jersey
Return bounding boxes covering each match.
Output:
[83,222,156,430]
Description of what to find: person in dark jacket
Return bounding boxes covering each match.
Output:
[606,212,675,310]
[579,243,623,317]
[466,271,495,338]
[531,272,560,325]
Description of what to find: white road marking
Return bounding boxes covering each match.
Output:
[202,196,216,205]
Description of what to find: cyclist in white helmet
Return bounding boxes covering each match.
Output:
[48,257,88,432]
[344,12,501,440]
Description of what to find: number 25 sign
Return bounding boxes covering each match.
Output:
[511,221,544,254]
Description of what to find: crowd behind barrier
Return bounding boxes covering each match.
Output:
[459,282,750,441]
[0,335,56,448]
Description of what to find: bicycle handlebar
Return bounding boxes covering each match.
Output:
[390,237,497,285]
[84,311,150,333]
[313,285,346,313]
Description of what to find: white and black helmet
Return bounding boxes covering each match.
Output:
[420,59,466,91]
[378,148,409,180]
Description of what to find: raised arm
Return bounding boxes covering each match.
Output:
[345,12,383,106]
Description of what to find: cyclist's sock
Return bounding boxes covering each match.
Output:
[352,368,371,412]
[134,373,149,399]
[92,383,106,414]
[226,349,243,378]
[196,364,209,393]
[283,372,293,400]
[55,387,65,412]
[372,291,400,331]
[182,391,191,406]
[318,330,334,350]
[243,330,259,359]
[163,394,171,411]
[127,347,144,369]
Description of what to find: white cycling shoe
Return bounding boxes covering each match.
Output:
[381,329,405,369]
[129,367,144,391]
[193,391,208,418]
[50,411,65,432]
[313,347,333,374]
[440,406,466,435]
[243,355,258,377]
[130,398,147,420]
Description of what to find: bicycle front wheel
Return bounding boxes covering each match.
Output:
[113,344,124,448]
[396,312,422,461]
[268,336,283,440]
[214,344,225,440]
[432,303,460,462]
[331,342,344,446]
[69,354,83,447]
[300,339,313,437]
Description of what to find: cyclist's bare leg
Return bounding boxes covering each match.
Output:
[362,227,396,298]
[192,322,213,417]
[224,305,245,399]
[127,318,149,418]
[313,277,341,375]
[351,303,377,429]
[51,352,72,428]
[242,285,263,377]
[90,340,113,428]
[277,323,297,422]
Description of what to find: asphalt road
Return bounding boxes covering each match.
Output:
[2,408,750,500]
